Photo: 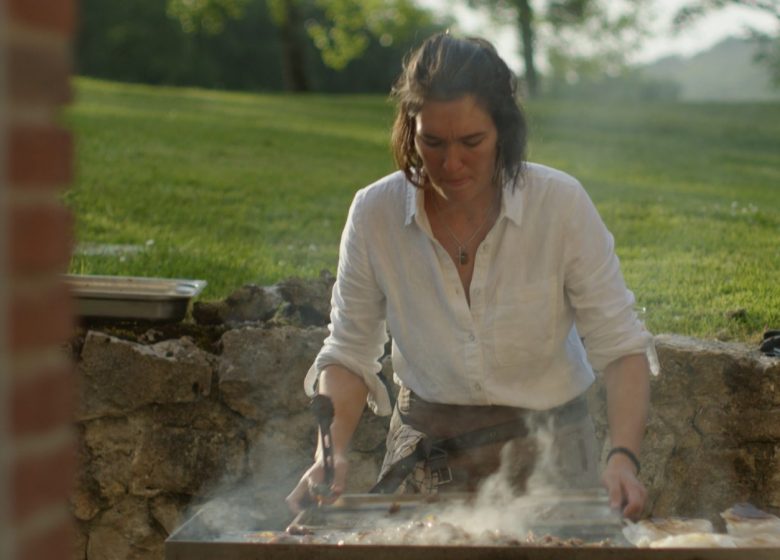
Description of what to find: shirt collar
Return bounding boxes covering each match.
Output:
[404,175,525,227]
[501,178,524,227]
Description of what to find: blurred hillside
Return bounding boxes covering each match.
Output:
[642,36,780,102]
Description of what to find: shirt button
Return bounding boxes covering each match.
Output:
[468,333,476,342]
[472,382,482,390]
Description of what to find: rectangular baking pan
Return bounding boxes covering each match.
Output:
[64,274,206,321]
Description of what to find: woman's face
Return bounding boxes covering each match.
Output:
[414,94,498,201]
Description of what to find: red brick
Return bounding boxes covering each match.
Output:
[9,281,75,351]
[8,0,76,37]
[8,41,72,106]
[10,203,73,274]
[9,125,73,188]
[11,364,75,436]
[18,518,74,560]
[11,440,75,521]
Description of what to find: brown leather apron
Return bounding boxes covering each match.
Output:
[377,386,599,494]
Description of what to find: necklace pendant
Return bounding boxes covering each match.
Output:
[458,247,468,266]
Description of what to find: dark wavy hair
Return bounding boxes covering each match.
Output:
[390,33,527,190]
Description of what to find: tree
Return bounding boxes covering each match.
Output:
[466,0,649,98]
[673,1,780,86]
[465,0,539,96]
[167,0,437,91]
[77,0,289,90]
[543,0,650,87]
[673,0,779,28]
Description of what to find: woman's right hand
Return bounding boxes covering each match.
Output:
[285,454,350,513]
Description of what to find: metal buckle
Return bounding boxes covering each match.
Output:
[426,448,452,487]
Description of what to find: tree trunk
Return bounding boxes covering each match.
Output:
[279,0,309,92]
[516,0,538,98]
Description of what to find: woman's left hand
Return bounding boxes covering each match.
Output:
[601,453,647,521]
[601,353,650,521]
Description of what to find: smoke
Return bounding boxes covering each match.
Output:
[169,412,615,546]
[430,418,584,541]
[169,418,314,542]
[325,418,619,546]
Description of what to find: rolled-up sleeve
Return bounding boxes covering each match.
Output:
[563,183,653,372]
[304,189,392,415]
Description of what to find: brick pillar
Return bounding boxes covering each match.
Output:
[1,1,77,559]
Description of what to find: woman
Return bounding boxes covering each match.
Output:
[286,33,652,520]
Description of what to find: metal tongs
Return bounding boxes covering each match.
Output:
[310,394,335,501]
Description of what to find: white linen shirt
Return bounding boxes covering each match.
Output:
[305,162,652,416]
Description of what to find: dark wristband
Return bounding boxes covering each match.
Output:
[607,446,641,474]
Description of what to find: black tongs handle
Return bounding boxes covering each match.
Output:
[310,394,335,496]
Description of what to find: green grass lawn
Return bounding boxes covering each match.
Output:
[65,77,780,343]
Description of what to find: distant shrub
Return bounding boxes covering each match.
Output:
[544,71,681,103]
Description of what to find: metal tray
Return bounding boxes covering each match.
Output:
[290,490,626,542]
[165,492,780,560]
[167,511,780,560]
[64,274,206,321]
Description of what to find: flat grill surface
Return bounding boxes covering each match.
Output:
[290,491,627,543]
[165,491,780,560]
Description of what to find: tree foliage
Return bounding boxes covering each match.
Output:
[304,0,428,70]
[76,0,444,92]
[168,0,435,71]
[466,0,540,96]
[466,0,649,97]
[544,0,650,81]
[673,0,780,86]
[673,0,779,28]
[167,0,250,34]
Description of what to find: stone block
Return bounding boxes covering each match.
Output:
[731,409,780,442]
[769,445,780,509]
[82,416,139,502]
[193,271,335,328]
[193,284,283,326]
[151,495,189,536]
[651,447,751,523]
[640,410,675,465]
[350,410,390,454]
[218,326,327,421]
[273,271,335,326]
[86,497,163,560]
[77,332,213,420]
[248,415,315,488]
[70,482,100,522]
[693,404,734,443]
[129,408,247,497]
[345,449,382,493]
[651,400,700,448]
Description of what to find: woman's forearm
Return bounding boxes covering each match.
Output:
[603,353,650,458]
[316,365,369,459]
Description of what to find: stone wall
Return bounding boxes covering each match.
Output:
[69,278,780,559]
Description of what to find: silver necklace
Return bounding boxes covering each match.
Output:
[433,190,499,266]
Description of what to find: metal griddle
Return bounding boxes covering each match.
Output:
[289,490,628,543]
[165,491,780,560]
